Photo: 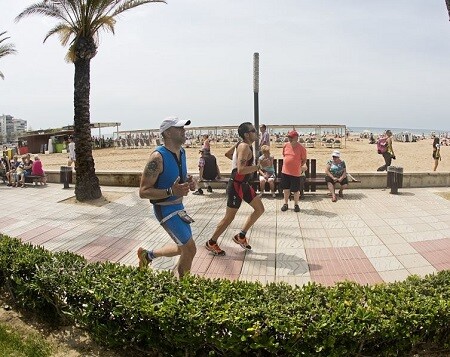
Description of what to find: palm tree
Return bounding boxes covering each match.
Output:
[0,31,17,80]
[447,0,450,20]
[16,0,166,201]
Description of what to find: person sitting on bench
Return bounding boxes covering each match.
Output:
[325,150,348,202]
[258,145,276,198]
[31,155,47,185]
[193,148,221,195]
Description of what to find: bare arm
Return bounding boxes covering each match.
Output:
[139,151,165,199]
[325,164,335,180]
[139,152,191,198]
[224,143,238,160]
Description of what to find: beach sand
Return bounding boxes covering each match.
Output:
[37,136,449,174]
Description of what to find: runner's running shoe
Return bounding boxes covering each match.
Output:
[137,247,152,269]
[233,234,252,250]
[206,241,226,256]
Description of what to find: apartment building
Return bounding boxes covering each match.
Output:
[0,114,27,143]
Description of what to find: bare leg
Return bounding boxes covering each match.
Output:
[210,207,238,242]
[327,182,336,201]
[268,178,275,194]
[241,196,265,233]
[339,184,348,197]
[283,189,290,204]
[433,159,438,171]
[259,178,266,193]
[293,191,300,206]
[176,239,197,277]
[152,238,197,278]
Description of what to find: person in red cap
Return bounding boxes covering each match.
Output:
[280,130,307,212]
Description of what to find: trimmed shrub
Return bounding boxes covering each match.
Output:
[0,234,449,356]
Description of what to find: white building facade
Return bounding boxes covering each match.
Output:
[0,114,27,143]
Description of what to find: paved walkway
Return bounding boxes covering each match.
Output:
[1,183,449,286]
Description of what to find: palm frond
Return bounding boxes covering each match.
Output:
[0,71,4,80]
[43,23,74,45]
[15,1,66,23]
[0,31,17,59]
[111,0,166,17]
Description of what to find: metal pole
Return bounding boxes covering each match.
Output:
[253,52,260,158]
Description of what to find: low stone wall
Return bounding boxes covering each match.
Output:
[44,169,450,189]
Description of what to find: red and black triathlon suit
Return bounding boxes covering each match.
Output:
[227,143,257,208]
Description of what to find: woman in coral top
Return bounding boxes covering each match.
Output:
[280,130,307,212]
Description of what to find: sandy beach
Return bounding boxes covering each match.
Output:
[36,135,449,175]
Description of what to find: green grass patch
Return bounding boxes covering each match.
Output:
[0,322,52,357]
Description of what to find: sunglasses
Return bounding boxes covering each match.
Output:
[248,128,256,133]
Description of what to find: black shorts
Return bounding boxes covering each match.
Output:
[325,176,349,185]
[281,173,301,193]
[226,180,257,209]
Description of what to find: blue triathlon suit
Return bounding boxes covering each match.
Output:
[151,146,192,246]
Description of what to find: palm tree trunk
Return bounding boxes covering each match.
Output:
[73,57,102,201]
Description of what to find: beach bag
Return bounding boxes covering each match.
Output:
[376,137,388,154]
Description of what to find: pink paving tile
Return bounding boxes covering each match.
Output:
[95,247,129,261]
[26,227,68,246]
[191,250,214,274]
[205,258,244,279]
[18,225,56,241]
[306,246,382,285]
[203,273,239,281]
[109,237,141,250]
[434,263,450,271]
[411,238,450,252]
[76,244,108,257]
[411,238,450,270]
[0,216,20,228]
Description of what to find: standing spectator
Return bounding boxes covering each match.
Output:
[432,137,441,171]
[32,155,47,185]
[67,136,76,167]
[193,148,221,195]
[137,117,196,278]
[377,130,395,171]
[258,144,276,197]
[280,130,307,212]
[205,122,271,256]
[325,150,348,202]
[201,133,210,151]
[259,124,270,155]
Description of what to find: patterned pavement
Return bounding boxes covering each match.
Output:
[1,183,449,286]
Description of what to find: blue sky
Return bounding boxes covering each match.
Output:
[1,1,450,132]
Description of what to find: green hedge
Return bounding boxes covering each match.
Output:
[0,234,449,356]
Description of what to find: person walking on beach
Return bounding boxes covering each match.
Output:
[67,136,76,167]
[137,117,196,277]
[377,130,395,171]
[205,122,271,256]
[432,137,441,171]
[280,130,307,212]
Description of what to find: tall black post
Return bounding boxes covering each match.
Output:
[253,52,260,158]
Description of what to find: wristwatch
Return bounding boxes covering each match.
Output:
[166,187,173,197]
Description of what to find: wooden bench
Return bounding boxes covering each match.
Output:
[200,158,360,194]
[24,174,47,186]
